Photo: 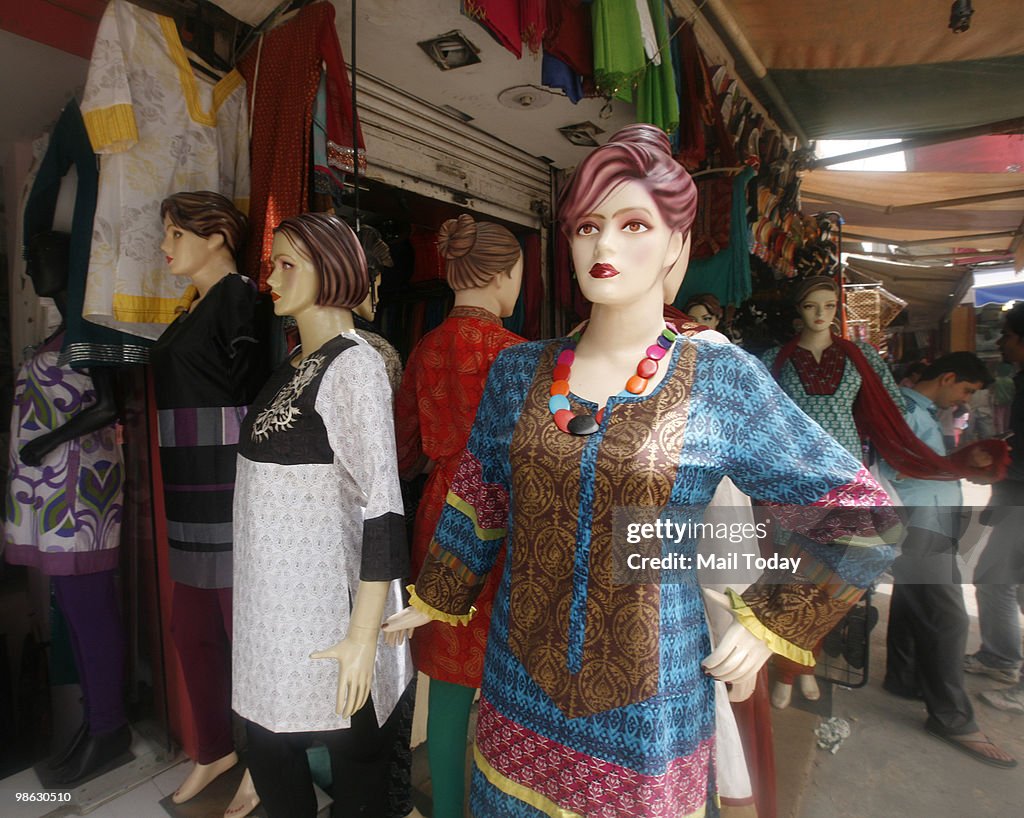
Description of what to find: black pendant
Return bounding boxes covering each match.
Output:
[567,413,600,436]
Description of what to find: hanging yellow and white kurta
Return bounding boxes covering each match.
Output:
[81,0,250,339]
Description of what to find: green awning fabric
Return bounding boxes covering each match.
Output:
[771,56,1024,139]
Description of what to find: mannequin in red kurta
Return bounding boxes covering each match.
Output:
[394,215,523,818]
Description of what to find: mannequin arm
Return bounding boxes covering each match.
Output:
[310,580,389,718]
[381,605,431,647]
[701,588,773,702]
[20,368,118,467]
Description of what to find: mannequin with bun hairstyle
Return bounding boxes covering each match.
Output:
[231,212,412,818]
[763,276,1008,712]
[392,213,524,818]
[385,125,898,817]
[150,191,266,814]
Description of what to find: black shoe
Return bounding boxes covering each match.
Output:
[54,724,132,787]
[47,721,88,770]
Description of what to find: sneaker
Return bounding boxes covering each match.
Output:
[963,654,1020,685]
[978,687,1024,715]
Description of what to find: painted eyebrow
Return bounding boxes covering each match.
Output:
[581,207,655,220]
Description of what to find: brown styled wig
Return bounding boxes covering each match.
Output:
[793,275,839,305]
[273,213,368,309]
[683,293,723,320]
[160,191,247,257]
[557,124,697,239]
[437,214,521,291]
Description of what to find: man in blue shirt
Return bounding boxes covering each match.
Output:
[882,353,1016,768]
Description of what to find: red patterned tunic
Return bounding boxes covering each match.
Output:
[394,306,524,686]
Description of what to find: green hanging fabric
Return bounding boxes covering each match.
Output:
[636,0,679,133]
[592,0,647,99]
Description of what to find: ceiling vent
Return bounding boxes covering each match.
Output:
[497,85,553,110]
[418,31,481,70]
[558,121,604,148]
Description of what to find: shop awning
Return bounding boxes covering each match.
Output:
[974,282,1024,306]
[800,169,1024,262]
[843,256,970,330]
[711,0,1024,139]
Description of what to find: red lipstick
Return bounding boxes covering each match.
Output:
[166,256,173,264]
[588,263,619,279]
[270,293,281,302]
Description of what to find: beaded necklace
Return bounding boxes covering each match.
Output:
[548,324,679,435]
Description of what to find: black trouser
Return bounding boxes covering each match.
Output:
[245,694,400,818]
[885,527,978,736]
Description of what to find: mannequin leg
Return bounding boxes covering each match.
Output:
[51,570,128,735]
[323,695,397,817]
[426,679,477,818]
[50,571,131,785]
[384,677,417,818]
[170,583,237,802]
[245,720,317,818]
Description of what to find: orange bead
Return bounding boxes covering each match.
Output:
[550,379,570,396]
[626,375,648,395]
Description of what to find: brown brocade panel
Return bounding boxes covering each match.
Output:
[507,341,697,718]
[417,550,483,617]
[742,577,859,654]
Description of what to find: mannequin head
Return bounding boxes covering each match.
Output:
[354,226,392,322]
[25,231,71,300]
[269,213,368,318]
[683,293,723,330]
[793,276,839,338]
[438,215,523,317]
[160,191,247,282]
[559,125,696,308]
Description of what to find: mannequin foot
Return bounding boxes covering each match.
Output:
[48,720,88,770]
[771,681,793,709]
[54,724,132,787]
[224,768,260,818]
[172,751,238,804]
[800,675,821,701]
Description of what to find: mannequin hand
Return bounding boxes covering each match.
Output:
[20,439,48,467]
[701,589,772,702]
[310,628,377,718]
[381,606,430,647]
[967,448,994,469]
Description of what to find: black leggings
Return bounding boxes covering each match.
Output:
[244,695,399,818]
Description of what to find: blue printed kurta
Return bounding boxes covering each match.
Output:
[413,336,897,818]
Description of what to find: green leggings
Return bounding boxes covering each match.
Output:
[426,678,477,818]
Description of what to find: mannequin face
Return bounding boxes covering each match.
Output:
[797,288,838,337]
[267,232,320,318]
[160,216,224,279]
[354,272,381,322]
[688,304,719,329]
[570,180,683,308]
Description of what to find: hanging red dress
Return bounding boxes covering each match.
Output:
[237,2,364,289]
[394,307,524,685]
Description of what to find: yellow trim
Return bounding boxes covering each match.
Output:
[174,285,199,315]
[158,16,243,127]
[474,745,709,818]
[473,745,584,818]
[407,585,476,626]
[83,105,138,153]
[111,293,181,325]
[446,493,507,541]
[726,589,815,666]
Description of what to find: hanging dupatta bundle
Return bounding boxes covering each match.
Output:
[772,334,1009,482]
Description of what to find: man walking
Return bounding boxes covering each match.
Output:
[971,302,1024,715]
[882,353,1016,768]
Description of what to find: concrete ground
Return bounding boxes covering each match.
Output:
[789,481,1024,818]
